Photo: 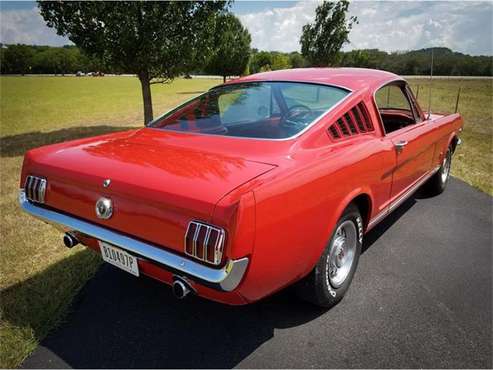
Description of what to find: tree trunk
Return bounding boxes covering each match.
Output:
[138,72,153,125]
[223,75,226,83]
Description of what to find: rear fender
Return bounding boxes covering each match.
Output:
[305,187,374,275]
[212,191,256,260]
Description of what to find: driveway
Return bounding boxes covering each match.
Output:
[22,178,492,368]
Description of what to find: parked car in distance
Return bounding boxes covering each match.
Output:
[20,68,462,307]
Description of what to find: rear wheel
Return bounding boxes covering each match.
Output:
[425,146,452,195]
[296,204,363,308]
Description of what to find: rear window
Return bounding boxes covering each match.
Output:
[149,82,350,139]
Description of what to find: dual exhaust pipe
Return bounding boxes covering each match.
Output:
[63,232,194,300]
[172,277,193,299]
[63,232,79,248]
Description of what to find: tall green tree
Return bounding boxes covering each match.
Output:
[300,0,357,67]
[249,51,273,73]
[0,44,35,74]
[270,53,291,70]
[38,1,229,124]
[205,13,251,83]
[288,52,307,69]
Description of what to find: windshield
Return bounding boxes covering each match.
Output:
[149,82,350,139]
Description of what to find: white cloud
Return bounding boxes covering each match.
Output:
[239,0,493,55]
[239,1,320,52]
[1,1,491,55]
[0,6,71,46]
[348,1,493,56]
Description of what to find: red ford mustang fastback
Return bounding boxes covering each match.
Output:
[20,68,462,307]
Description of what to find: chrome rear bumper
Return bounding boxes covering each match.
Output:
[19,190,248,291]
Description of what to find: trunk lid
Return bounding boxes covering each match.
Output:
[24,129,276,254]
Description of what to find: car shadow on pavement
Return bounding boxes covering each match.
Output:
[0,125,136,157]
[21,262,327,369]
[20,189,420,369]
[362,195,417,254]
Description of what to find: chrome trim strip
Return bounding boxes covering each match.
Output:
[32,177,39,200]
[26,176,34,200]
[19,191,248,292]
[192,224,200,257]
[368,166,439,229]
[367,208,388,229]
[390,167,439,212]
[203,227,211,262]
[37,179,44,201]
[214,231,225,265]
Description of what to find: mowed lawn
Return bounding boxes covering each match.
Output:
[0,76,491,368]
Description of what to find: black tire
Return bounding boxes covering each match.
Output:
[295,204,363,308]
[425,146,452,196]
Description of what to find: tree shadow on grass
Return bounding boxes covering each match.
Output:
[0,249,101,368]
[0,125,136,158]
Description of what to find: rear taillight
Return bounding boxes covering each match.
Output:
[185,221,225,265]
[24,175,47,203]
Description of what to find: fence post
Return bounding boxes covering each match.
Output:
[416,85,420,100]
[454,87,461,113]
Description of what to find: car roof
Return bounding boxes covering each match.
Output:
[224,67,404,92]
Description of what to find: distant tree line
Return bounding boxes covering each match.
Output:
[339,47,493,76]
[2,44,491,77]
[0,44,104,75]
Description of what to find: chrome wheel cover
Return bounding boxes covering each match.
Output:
[327,220,357,288]
[440,150,451,184]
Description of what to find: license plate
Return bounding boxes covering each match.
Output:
[99,241,139,277]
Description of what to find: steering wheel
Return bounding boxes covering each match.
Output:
[282,104,313,128]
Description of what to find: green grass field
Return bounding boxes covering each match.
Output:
[0,76,491,368]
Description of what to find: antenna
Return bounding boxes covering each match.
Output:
[427,48,434,120]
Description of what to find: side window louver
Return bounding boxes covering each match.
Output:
[328,102,374,140]
[344,113,358,134]
[328,125,340,139]
[337,119,350,136]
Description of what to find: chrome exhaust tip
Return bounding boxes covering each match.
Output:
[63,232,79,248]
[172,278,192,299]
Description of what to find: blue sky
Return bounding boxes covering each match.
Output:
[1,1,492,55]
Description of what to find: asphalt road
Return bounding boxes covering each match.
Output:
[22,178,492,368]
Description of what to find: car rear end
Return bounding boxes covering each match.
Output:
[19,130,275,305]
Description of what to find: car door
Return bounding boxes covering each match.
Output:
[375,82,436,205]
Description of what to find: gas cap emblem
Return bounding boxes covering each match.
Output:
[95,197,113,219]
[103,179,111,188]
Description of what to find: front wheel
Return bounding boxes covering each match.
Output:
[295,204,363,308]
[425,146,452,195]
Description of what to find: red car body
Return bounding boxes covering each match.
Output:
[20,68,463,305]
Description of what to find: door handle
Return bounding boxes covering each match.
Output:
[395,140,408,153]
